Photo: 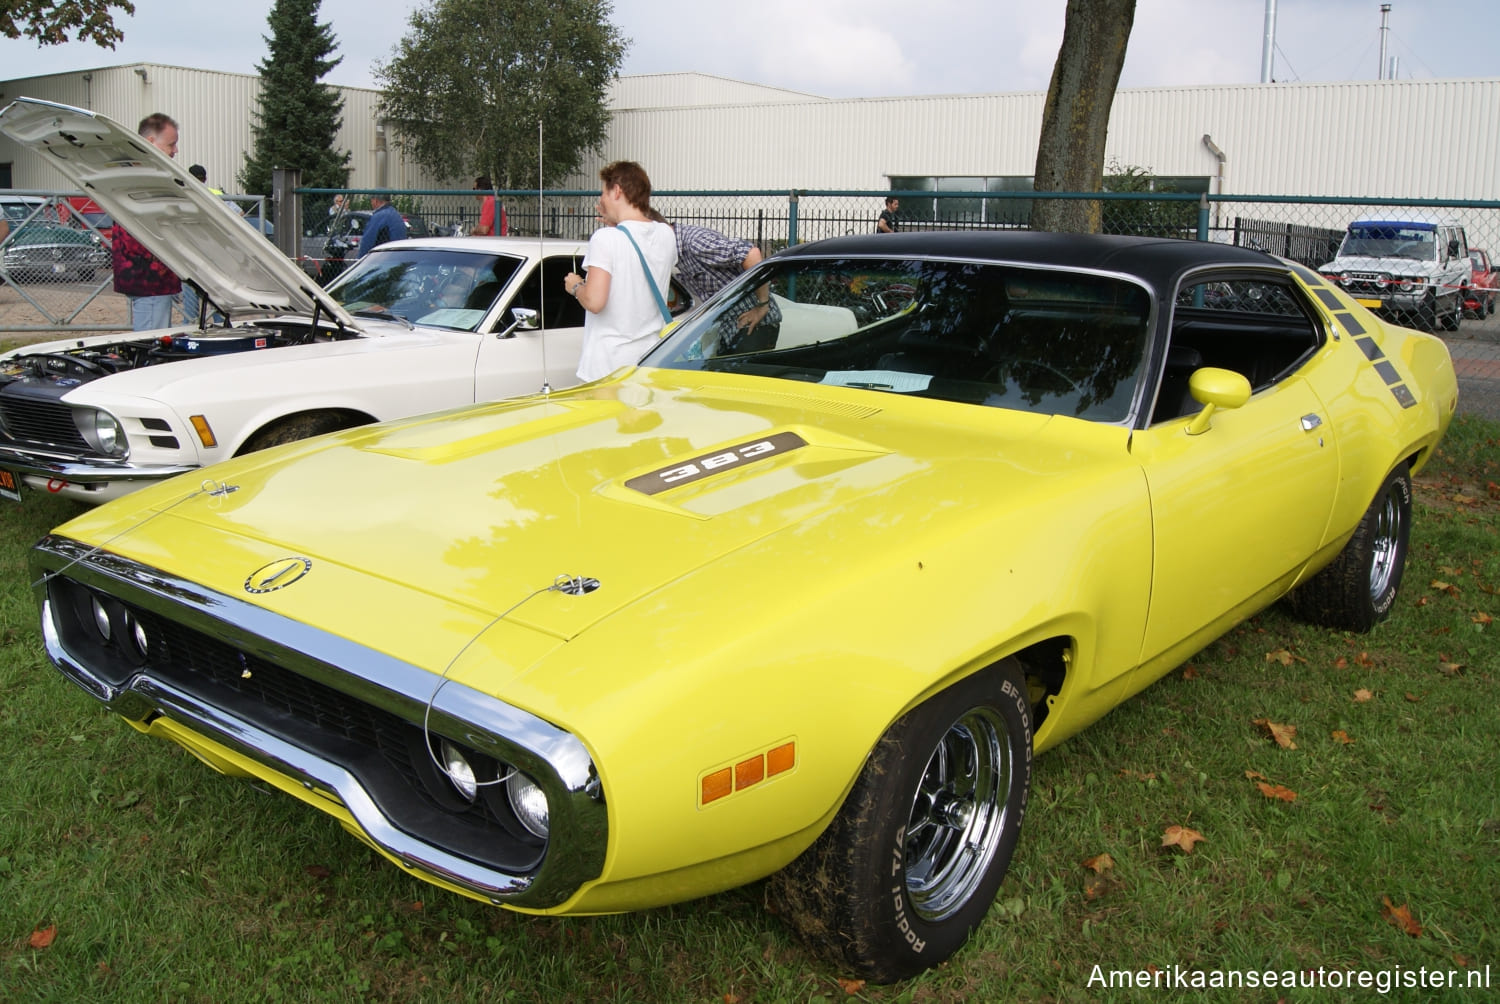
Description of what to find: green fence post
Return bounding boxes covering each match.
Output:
[1197,195,1210,242]
[788,190,799,246]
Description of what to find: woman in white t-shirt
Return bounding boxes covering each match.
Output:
[563,161,678,381]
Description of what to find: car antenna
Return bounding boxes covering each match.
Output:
[537,118,551,395]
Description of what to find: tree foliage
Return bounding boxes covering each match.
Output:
[239,0,352,196]
[1,0,132,47]
[1030,0,1137,234]
[1101,163,1196,238]
[374,0,626,190]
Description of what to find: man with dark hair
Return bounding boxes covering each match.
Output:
[358,193,407,257]
[876,195,901,234]
[112,113,182,330]
[562,161,677,381]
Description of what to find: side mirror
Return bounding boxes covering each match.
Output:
[1448,239,1461,258]
[1185,367,1252,436]
[496,307,540,339]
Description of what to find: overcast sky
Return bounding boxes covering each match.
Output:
[3,0,1497,96]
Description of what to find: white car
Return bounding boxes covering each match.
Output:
[0,98,647,506]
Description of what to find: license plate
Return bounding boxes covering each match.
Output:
[1355,297,1383,309]
[52,262,68,274]
[0,469,20,503]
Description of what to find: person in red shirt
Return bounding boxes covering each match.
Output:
[471,176,507,237]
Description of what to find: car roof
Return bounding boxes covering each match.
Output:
[378,236,592,255]
[778,231,1283,291]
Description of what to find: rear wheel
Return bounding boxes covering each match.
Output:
[767,659,1032,983]
[1287,466,1412,631]
[1441,291,1462,330]
[239,412,357,455]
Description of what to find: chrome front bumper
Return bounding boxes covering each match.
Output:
[0,443,197,484]
[30,534,608,909]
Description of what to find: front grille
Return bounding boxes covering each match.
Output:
[48,574,546,874]
[0,398,89,451]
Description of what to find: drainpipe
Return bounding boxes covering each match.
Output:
[1202,134,1226,232]
[374,120,388,190]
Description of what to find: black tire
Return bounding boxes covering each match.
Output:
[239,412,354,455]
[767,659,1032,983]
[1441,292,1462,331]
[1287,466,1412,632]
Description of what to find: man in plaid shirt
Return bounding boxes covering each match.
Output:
[653,213,776,352]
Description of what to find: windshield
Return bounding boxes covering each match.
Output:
[649,256,1152,423]
[325,248,524,331]
[1338,224,1439,261]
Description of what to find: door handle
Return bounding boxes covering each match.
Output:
[1300,414,1323,432]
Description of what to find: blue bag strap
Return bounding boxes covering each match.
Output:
[615,223,672,324]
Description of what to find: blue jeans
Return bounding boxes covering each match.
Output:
[129,294,175,331]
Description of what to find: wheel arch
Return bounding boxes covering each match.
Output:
[232,407,377,456]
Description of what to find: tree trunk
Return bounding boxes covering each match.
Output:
[1030,0,1136,234]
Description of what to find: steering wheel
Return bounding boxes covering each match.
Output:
[988,357,1083,396]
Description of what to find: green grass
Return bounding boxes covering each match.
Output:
[3,417,1498,1003]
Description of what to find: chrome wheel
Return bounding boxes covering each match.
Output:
[904,707,1013,922]
[1368,480,1407,601]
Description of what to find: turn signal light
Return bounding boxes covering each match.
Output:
[189,415,217,448]
[700,740,797,806]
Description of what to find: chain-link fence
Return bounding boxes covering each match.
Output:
[8,187,1497,418]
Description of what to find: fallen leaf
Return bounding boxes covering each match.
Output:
[1244,769,1268,781]
[1405,692,1422,703]
[837,977,867,995]
[1082,853,1115,874]
[304,865,332,879]
[1331,730,1354,744]
[1415,596,1429,607]
[1474,612,1493,625]
[28,925,57,950]
[1252,718,1298,749]
[1161,825,1205,853]
[1455,953,1471,967]
[1438,565,1465,577]
[1182,664,1200,680]
[723,994,742,1004]
[1354,651,1375,667]
[1333,656,1348,669]
[1353,689,1374,703]
[408,901,424,912]
[1430,580,1461,597]
[1118,769,1158,782]
[1487,481,1500,500]
[1438,662,1465,677]
[1381,896,1422,937]
[1256,781,1298,802]
[1265,649,1296,666]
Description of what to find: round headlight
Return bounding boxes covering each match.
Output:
[128,614,149,658]
[506,772,549,839]
[94,410,126,456]
[91,596,112,641]
[440,740,478,803]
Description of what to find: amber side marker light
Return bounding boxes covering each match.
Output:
[189,415,217,448]
[701,740,797,806]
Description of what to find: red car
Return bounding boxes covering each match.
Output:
[1464,248,1496,318]
[63,195,114,241]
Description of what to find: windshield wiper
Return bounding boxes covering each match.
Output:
[352,309,414,329]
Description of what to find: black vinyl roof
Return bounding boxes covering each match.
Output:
[780,231,1283,290]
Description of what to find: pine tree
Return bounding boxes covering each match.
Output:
[239,0,352,196]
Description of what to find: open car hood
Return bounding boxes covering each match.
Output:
[0,98,356,327]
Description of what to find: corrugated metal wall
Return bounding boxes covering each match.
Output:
[0,63,427,194]
[4,67,1496,202]
[573,77,1500,201]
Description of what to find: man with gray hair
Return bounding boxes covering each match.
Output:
[111,113,182,330]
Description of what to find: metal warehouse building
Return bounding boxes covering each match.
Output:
[2,65,1497,204]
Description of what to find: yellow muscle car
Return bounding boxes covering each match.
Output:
[30,232,1458,981]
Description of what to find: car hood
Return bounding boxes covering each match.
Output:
[57,370,1099,681]
[1325,254,1438,272]
[0,98,355,327]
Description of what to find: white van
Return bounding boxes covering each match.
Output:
[1320,216,1472,330]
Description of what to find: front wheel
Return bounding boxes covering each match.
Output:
[238,412,357,455]
[767,659,1033,983]
[1287,466,1412,631]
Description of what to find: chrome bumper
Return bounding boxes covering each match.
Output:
[30,534,608,909]
[0,443,197,484]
